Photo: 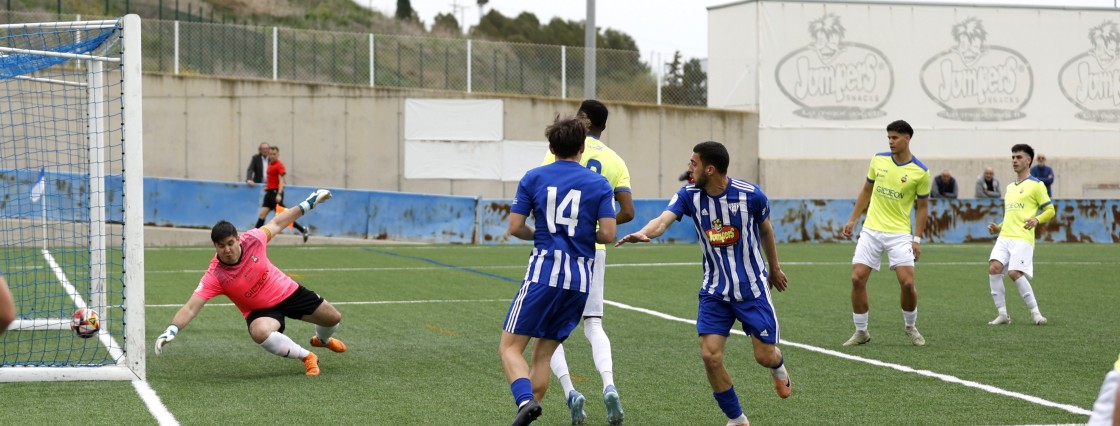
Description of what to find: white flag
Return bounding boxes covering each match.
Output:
[29,167,45,202]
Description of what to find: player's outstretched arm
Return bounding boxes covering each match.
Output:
[843,180,874,238]
[616,211,677,246]
[508,213,533,241]
[155,295,207,355]
[262,189,331,237]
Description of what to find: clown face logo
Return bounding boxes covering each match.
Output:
[920,17,1033,121]
[775,13,894,120]
[1058,21,1120,123]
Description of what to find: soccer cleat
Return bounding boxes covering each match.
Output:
[988,315,1011,325]
[1032,312,1048,325]
[725,414,750,426]
[303,352,320,376]
[603,385,624,425]
[302,231,310,243]
[310,336,347,353]
[567,390,587,425]
[905,326,926,346]
[511,400,542,426]
[842,330,871,346]
[772,372,792,399]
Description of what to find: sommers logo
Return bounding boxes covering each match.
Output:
[1058,21,1120,123]
[774,13,893,120]
[920,17,1033,121]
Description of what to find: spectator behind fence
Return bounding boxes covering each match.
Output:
[931,169,959,199]
[246,142,270,187]
[976,167,1002,199]
[1030,153,1055,197]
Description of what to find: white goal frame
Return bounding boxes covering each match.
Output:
[0,15,145,382]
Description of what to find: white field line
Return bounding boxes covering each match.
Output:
[603,299,1092,418]
[144,260,1111,274]
[132,380,179,425]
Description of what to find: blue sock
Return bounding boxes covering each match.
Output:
[713,386,744,419]
[511,378,534,407]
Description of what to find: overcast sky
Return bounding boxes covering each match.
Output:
[355,0,1119,62]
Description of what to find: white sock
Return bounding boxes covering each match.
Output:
[260,331,309,360]
[902,309,917,328]
[989,274,1007,311]
[853,312,869,332]
[1013,276,1038,310]
[315,322,339,344]
[729,414,749,425]
[550,344,576,396]
[584,317,615,389]
[770,351,788,381]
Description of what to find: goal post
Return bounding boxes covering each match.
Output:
[0,15,144,382]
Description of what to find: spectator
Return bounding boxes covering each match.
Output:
[1030,153,1055,197]
[931,169,959,199]
[245,142,270,187]
[976,167,1002,198]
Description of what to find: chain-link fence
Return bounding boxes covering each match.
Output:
[3,11,706,106]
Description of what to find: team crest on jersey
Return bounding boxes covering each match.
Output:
[705,218,740,247]
[1020,187,1024,194]
[730,203,740,214]
[900,175,908,183]
[252,256,258,263]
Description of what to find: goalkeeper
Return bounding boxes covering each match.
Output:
[154,190,346,376]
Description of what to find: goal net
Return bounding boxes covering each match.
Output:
[0,15,144,381]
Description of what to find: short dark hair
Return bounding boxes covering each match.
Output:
[211,220,237,243]
[545,115,587,158]
[1012,143,1034,165]
[578,99,608,130]
[886,120,913,136]
[693,141,729,175]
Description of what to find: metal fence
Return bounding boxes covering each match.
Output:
[0,11,697,105]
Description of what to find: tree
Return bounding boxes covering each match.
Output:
[395,0,412,21]
[662,51,707,106]
[432,12,460,35]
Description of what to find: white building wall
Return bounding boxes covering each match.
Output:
[709,0,1120,197]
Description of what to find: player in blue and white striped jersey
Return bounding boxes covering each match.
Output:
[616,141,790,426]
[501,115,617,426]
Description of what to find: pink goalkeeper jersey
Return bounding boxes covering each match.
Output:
[194,228,298,318]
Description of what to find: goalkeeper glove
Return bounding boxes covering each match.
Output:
[154,324,179,355]
[298,189,332,213]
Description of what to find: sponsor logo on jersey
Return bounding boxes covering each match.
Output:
[705,218,741,247]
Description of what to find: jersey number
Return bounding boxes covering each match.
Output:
[546,187,582,237]
[586,159,603,175]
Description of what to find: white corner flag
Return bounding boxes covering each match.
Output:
[30,167,45,202]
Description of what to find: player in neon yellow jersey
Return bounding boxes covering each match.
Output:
[841,120,931,347]
[541,100,634,425]
[985,144,1055,326]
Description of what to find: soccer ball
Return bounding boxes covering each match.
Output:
[71,308,99,338]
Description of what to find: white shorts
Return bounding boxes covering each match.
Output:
[1089,369,1119,425]
[988,238,1034,280]
[582,249,607,317]
[852,228,914,271]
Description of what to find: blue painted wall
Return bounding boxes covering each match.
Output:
[2,172,1116,244]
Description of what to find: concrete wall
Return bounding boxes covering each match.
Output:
[142,74,759,199]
